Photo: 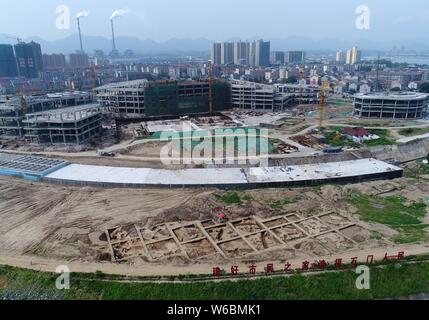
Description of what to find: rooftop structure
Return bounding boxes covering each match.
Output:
[0,153,69,181]
[42,158,403,188]
[353,92,428,119]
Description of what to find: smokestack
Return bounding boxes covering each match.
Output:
[77,18,84,53]
[111,19,116,52]
[76,11,88,53]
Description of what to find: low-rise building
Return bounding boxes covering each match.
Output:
[353,92,429,119]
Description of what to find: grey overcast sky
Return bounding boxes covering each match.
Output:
[0,0,428,42]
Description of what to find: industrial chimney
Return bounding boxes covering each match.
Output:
[76,11,88,53]
[110,19,117,52]
[77,18,84,53]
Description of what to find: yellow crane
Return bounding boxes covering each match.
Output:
[318,80,330,129]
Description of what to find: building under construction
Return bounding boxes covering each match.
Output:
[22,103,102,144]
[353,92,429,119]
[95,79,231,118]
[275,84,320,104]
[144,80,231,117]
[231,80,294,111]
[0,91,94,138]
[94,80,148,117]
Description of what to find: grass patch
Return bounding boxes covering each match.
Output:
[344,121,386,127]
[398,127,429,137]
[362,129,395,147]
[2,262,429,299]
[241,194,254,201]
[270,197,301,209]
[214,192,242,204]
[349,194,428,243]
[404,163,429,179]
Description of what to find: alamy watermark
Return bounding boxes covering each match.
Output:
[355,265,370,290]
[55,265,70,290]
[159,127,270,166]
[355,5,370,30]
[55,5,70,30]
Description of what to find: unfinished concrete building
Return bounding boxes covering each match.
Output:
[22,104,102,144]
[231,80,294,111]
[95,79,231,118]
[94,80,148,117]
[275,84,320,104]
[0,91,94,138]
[353,92,428,119]
[144,80,231,117]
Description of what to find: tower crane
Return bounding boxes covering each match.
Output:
[6,36,22,43]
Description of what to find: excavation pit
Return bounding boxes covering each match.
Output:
[315,232,355,252]
[108,225,138,243]
[232,218,263,235]
[112,238,145,260]
[219,239,255,258]
[340,225,371,243]
[272,225,306,242]
[141,225,172,242]
[183,239,217,259]
[147,239,181,260]
[246,231,281,250]
[296,219,331,236]
[173,224,204,243]
[206,225,239,242]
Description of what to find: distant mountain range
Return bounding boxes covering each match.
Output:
[1,33,428,55]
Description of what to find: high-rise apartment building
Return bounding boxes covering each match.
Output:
[211,42,222,65]
[285,51,306,64]
[211,40,271,66]
[42,54,66,69]
[254,40,270,67]
[346,47,362,65]
[221,42,234,65]
[270,51,285,65]
[336,50,346,63]
[68,53,90,68]
[0,44,18,77]
[14,41,42,78]
[28,41,43,72]
[234,41,250,65]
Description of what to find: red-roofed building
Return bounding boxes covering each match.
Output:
[341,127,379,143]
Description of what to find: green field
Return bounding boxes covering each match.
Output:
[348,194,428,244]
[1,260,429,300]
[398,127,429,137]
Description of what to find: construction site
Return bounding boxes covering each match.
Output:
[0,77,429,279]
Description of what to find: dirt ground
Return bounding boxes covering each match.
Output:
[0,173,428,276]
[0,174,428,266]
